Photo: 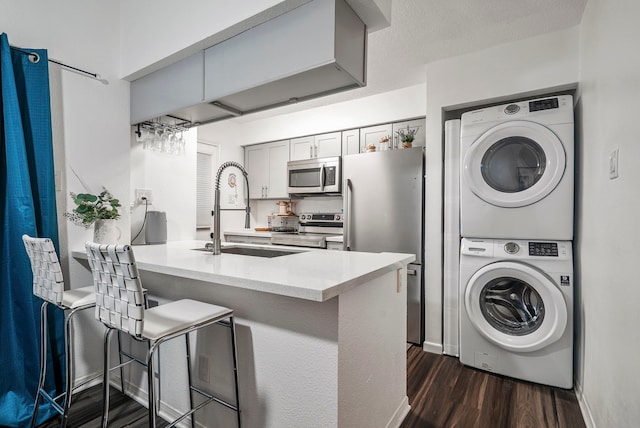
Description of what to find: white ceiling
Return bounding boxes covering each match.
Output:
[226,0,588,124]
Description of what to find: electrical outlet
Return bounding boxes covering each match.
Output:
[198,354,210,383]
[609,148,619,180]
[135,188,153,204]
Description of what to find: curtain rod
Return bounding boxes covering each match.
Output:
[9,45,108,85]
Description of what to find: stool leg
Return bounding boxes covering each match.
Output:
[147,342,158,427]
[184,333,195,428]
[117,331,126,394]
[101,328,114,428]
[229,316,241,428]
[60,308,76,428]
[29,302,48,428]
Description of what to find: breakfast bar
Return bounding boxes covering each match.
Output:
[73,240,413,428]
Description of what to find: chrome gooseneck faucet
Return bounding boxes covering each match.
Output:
[213,161,250,255]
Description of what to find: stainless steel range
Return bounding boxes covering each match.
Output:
[271,212,343,249]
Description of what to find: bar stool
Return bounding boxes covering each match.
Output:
[85,242,241,428]
[22,235,97,428]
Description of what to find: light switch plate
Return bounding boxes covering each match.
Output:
[609,148,619,180]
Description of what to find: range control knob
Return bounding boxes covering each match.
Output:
[504,242,520,254]
[335,214,341,221]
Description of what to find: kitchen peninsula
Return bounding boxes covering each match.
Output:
[72,240,413,428]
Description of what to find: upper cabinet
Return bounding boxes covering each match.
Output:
[245,140,290,199]
[130,52,204,125]
[131,0,366,126]
[342,129,361,156]
[360,123,393,152]
[290,132,342,161]
[392,118,426,148]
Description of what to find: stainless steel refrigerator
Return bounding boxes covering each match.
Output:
[343,147,425,344]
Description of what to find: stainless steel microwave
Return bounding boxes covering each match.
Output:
[287,156,341,195]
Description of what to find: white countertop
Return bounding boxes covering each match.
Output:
[73,240,412,302]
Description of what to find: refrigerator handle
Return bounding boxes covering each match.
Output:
[407,268,417,276]
[344,178,352,251]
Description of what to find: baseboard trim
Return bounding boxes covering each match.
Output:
[574,380,596,428]
[423,340,443,355]
[386,395,410,428]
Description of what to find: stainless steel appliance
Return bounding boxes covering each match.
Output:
[287,157,341,195]
[271,212,343,249]
[343,147,425,344]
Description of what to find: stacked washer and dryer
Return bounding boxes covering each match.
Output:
[455,95,575,389]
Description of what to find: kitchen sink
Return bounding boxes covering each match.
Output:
[193,245,302,258]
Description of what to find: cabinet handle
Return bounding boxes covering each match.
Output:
[314,145,318,158]
[310,146,313,158]
[264,186,268,198]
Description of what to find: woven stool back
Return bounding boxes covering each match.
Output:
[22,235,64,306]
[85,242,145,338]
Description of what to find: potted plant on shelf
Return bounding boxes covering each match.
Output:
[65,188,122,243]
[396,126,419,148]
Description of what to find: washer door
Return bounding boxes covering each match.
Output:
[462,120,566,207]
[464,261,567,353]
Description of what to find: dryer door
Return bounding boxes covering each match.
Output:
[462,120,566,208]
[464,261,567,353]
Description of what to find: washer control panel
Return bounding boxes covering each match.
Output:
[528,242,559,257]
[461,238,571,260]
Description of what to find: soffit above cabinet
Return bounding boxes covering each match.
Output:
[130,0,369,126]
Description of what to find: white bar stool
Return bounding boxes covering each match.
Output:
[22,235,97,428]
[85,242,241,428]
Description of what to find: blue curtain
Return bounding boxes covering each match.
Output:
[1,33,64,427]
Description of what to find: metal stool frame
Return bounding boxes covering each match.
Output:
[85,242,241,428]
[23,235,98,428]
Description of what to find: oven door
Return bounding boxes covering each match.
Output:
[287,157,341,194]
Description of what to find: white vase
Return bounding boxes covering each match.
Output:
[93,219,121,244]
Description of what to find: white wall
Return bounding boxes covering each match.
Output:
[574,1,640,426]
[424,26,580,352]
[130,128,198,244]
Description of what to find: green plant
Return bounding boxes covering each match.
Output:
[396,125,418,143]
[64,189,121,228]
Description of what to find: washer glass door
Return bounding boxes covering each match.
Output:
[462,121,566,207]
[465,261,567,352]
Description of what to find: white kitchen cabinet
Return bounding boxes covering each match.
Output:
[392,118,426,148]
[290,132,342,160]
[341,129,360,155]
[359,123,393,152]
[245,140,290,199]
[289,136,315,161]
[130,52,204,124]
[315,132,342,158]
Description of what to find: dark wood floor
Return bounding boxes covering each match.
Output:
[401,346,586,428]
[37,345,585,428]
